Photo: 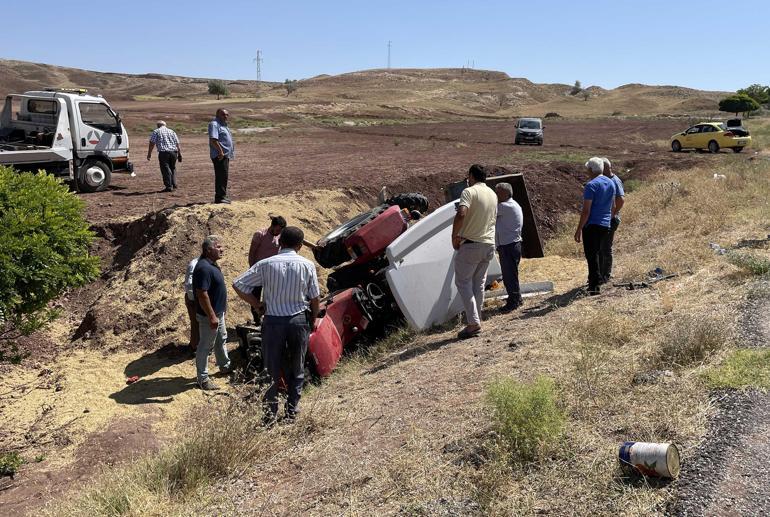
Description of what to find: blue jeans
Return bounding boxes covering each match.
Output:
[261,313,310,416]
[196,312,230,384]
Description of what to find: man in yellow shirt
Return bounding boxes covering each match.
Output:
[451,164,497,339]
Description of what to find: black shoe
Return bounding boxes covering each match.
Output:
[162,187,173,193]
[215,198,232,204]
[587,286,600,296]
[500,301,522,313]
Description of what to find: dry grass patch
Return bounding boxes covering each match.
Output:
[656,313,732,369]
[47,393,339,517]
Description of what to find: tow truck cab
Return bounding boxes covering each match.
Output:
[0,88,132,192]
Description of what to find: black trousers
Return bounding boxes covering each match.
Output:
[158,151,177,188]
[212,157,229,201]
[261,313,310,417]
[582,224,610,291]
[599,217,620,283]
[498,241,522,306]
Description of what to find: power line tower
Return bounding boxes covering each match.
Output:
[387,41,392,69]
[253,50,263,81]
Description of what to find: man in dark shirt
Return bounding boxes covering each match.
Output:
[192,235,231,390]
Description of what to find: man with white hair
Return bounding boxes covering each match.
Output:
[599,158,625,284]
[147,120,182,192]
[494,182,524,312]
[574,157,617,295]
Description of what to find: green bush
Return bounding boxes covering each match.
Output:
[726,251,770,276]
[486,376,566,463]
[0,451,23,478]
[0,167,99,360]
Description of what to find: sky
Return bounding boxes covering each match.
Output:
[1,0,768,91]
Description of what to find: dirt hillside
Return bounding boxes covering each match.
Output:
[0,59,727,119]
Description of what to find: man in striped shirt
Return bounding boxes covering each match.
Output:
[233,227,320,422]
[147,121,182,192]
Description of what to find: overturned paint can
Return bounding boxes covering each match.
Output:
[618,442,680,479]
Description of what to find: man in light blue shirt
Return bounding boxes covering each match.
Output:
[208,108,235,204]
[494,182,524,312]
[233,227,320,422]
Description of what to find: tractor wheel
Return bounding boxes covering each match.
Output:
[385,192,429,213]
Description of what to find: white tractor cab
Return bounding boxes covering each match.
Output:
[0,88,132,192]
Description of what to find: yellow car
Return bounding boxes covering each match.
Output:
[670,122,751,153]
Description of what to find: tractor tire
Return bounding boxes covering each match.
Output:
[76,160,111,193]
[313,205,389,268]
[385,192,429,213]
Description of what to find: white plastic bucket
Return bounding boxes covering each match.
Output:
[618,441,680,478]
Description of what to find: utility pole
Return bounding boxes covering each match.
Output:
[387,40,392,69]
[253,50,263,81]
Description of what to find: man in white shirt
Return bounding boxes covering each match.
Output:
[232,227,320,422]
[494,183,524,312]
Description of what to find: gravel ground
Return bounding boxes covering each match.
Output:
[667,281,770,516]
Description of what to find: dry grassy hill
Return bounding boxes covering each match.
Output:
[0,59,727,119]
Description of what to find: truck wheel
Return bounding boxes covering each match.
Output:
[385,193,429,213]
[313,205,389,268]
[77,160,111,192]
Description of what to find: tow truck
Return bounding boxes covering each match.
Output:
[236,171,543,381]
[0,88,133,192]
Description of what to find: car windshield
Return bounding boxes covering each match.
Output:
[717,123,726,131]
[519,120,541,129]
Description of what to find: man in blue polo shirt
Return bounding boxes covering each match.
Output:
[208,108,235,204]
[574,157,617,295]
[192,235,231,390]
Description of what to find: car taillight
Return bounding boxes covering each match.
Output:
[723,131,734,137]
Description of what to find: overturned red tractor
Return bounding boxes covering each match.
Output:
[235,172,542,382]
